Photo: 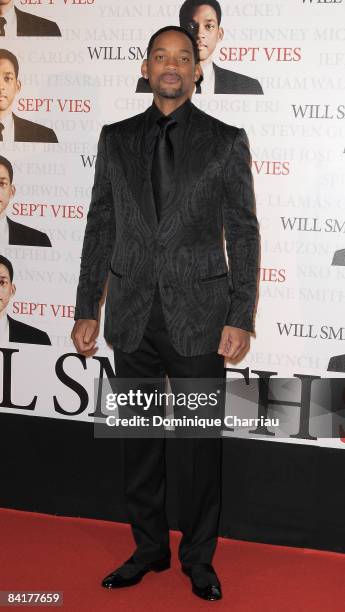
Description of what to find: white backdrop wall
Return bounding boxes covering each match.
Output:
[1,0,345,449]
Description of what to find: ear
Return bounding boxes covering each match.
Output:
[16,78,21,94]
[10,184,16,198]
[141,59,149,79]
[11,283,16,298]
[218,26,224,42]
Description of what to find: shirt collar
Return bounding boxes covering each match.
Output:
[147,98,193,131]
[202,62,214,78]
[0,111,14,131]
[1,4,16,25]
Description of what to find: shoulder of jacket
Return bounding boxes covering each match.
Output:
[101,111,146,135]
[191,104,242,139]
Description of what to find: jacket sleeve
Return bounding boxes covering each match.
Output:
[222,128,260,332]
[74,125,116,320]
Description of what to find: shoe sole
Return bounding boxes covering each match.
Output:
[181,566,222,601]
[102,558,171,588]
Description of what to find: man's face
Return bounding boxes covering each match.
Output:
[141,30,201,99]
[0,263,15,316]
[0,164,15,216]
[186,4,224,62]
[0,59,21,113]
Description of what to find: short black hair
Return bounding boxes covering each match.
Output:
[0,255,14,282]
[0,49,19,79]
[179,0,222,28]
[147,25,199,64]
[0,155,13,183]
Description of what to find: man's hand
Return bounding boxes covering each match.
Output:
[71,319,100,357]
[217,325,250,362]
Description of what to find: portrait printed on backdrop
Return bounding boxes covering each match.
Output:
[0,49,58,143]
[0,155,52,246]
[0,255,51,345]
[328,248,345,372]
[136,0,264,95]
[0,0,61,37]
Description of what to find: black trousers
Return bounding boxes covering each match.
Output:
[113,284,225,567]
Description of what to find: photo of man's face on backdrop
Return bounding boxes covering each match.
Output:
[135,0,264,95]
[181,2,224,64]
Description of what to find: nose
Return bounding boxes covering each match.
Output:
[165,56,178,70]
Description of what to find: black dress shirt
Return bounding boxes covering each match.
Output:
[145,98,193,179]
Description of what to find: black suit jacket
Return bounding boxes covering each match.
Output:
[213,64,263,94]
[13,113,58,143]
[7,217,51,247]
[328,354,345,373]
[332,249,345,266]
[7,315,51,345]
[136,63,263,95]
[75,102,259,356]
[15,6,61,36]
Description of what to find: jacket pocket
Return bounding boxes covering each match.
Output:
[109,265,123,278]
[200,272,228,283]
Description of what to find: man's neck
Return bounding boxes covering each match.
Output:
[152,94,190,116]
[0,108,12,121]
[201,55,214,69]
[0,1,14,17]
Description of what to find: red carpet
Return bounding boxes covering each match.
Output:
[0,507,344,611]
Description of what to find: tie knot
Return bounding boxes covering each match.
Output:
[157,115,176,134]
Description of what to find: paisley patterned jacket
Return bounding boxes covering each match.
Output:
[74,103,260,356]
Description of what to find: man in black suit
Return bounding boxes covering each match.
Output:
[0,0,61,36]
[72,26,259,601]
[0,49,58,142]
[0,155,51,246]
[136,0,263,95]
[0,254,51,345]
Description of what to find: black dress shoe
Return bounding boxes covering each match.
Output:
[102,555,170,588]
[181,563,222,601]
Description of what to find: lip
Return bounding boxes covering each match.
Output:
[161,73,180,83]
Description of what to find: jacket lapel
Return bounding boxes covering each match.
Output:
[213,63,225,94]
[111,104,217,235]
[14,8,24,35]
[7,217,14,243]
[109,108,158,234]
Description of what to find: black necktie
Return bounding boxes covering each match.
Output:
[0,122,4,141]
[195,82,201,94]
[151,115,177,223]
[0,17,6,36]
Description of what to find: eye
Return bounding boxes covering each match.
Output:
[179,57,190,63]
[156,54,165,61]
[206,24,215,30]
